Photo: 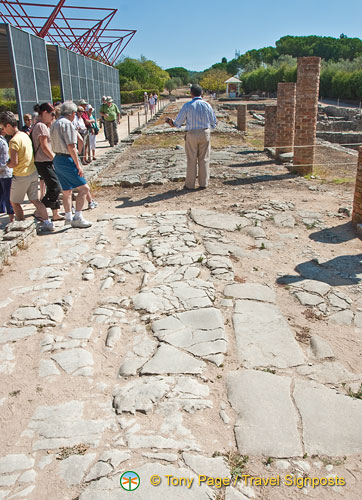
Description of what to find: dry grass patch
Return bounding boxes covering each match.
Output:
[134,134,184,149]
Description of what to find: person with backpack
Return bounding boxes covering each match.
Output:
[31,103,63,221]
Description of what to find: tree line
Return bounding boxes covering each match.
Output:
[114,35,362,101]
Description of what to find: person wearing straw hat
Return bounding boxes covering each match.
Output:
[99,96,120,147]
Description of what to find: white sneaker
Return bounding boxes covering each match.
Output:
[40,221,55,232]
[64,219,72,226]
[71,217,92,228]
[88,200,98,209]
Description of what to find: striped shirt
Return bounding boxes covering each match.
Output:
[173,97,217,131]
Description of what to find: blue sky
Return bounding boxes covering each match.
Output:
[35,0,362,71]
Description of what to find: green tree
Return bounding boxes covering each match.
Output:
[166,67,189,84]
[200,69,230,92]
[116,57,169,92]
[165,78,178,94]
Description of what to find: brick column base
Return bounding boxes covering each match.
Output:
[236,104,247,132]
[276,82,296,158]
[264,105,277,149]
[352,146,362,226]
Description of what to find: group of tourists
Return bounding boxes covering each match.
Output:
[0,95,121,232]
[143,92,158,115]
[0,84,216,235]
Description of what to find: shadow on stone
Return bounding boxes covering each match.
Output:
[277,254,362,287]
[309,222,356,244]
[228,160,276,168]
[116,188,188,208]
[224,172,296,186]
[236,149,263,155]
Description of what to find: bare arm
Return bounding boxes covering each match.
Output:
[77,132,83,154]
[39,135,54,161]
[7,148,18,169]
[165,117,175,127]
[67,143,83,177]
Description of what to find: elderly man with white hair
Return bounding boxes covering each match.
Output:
[50,101,92,228]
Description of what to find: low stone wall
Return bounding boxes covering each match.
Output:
[0,220,37,269]
[316,131,362,149]
[321,105,360,120]
[221,103,267,111]
[317,120,362,132]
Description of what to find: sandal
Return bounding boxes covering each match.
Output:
[33,212,45,221]
[52,216,65,221]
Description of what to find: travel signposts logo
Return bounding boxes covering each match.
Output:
[120,471,141,491]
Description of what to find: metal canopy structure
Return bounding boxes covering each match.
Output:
[0,0,136,65]
[47,44,120,117]
[1,22,121,127]
[1,23,52,119]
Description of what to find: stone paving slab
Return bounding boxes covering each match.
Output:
[233,299,305,369]
[152,308,227,365]
[227,370,303,457]
[190,209,251,231]
[141,344,207,375]
[294,380,362,456]
[224,283,276,303]
[27,401,111,450]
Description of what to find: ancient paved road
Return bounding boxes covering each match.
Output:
[0,202,361,499]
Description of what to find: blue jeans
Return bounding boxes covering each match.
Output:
[0,177,14,214]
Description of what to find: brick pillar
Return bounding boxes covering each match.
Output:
[276,82,296,158]
[293,57,321,175]
[236,104,247,131]
[264,105,277,148]
[352,147,362,226]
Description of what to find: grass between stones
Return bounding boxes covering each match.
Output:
[213,451,249,481]
[347,383,362,400]
[56,443,89,460]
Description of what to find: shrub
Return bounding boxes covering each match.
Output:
[0,100,17,113]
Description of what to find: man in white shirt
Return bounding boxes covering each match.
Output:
[165,85,217,190]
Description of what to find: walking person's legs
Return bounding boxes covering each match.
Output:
[53,154,91,228]
[35,162,62,220]
[197,129,211,188]
[105,121,113,147]
[0,178,15,222]
[112,121,119,145]
[184,130,199,189]
[0,180,5,213]
[89,133,96,160]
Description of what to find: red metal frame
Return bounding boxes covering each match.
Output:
[0,0,136,65]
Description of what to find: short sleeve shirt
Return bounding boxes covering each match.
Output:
[31,122,53,163]
[50,117,78,154]
[100,103,120,122]
[9,131,36,176]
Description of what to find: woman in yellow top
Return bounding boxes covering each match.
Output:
[0,111,54,231]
